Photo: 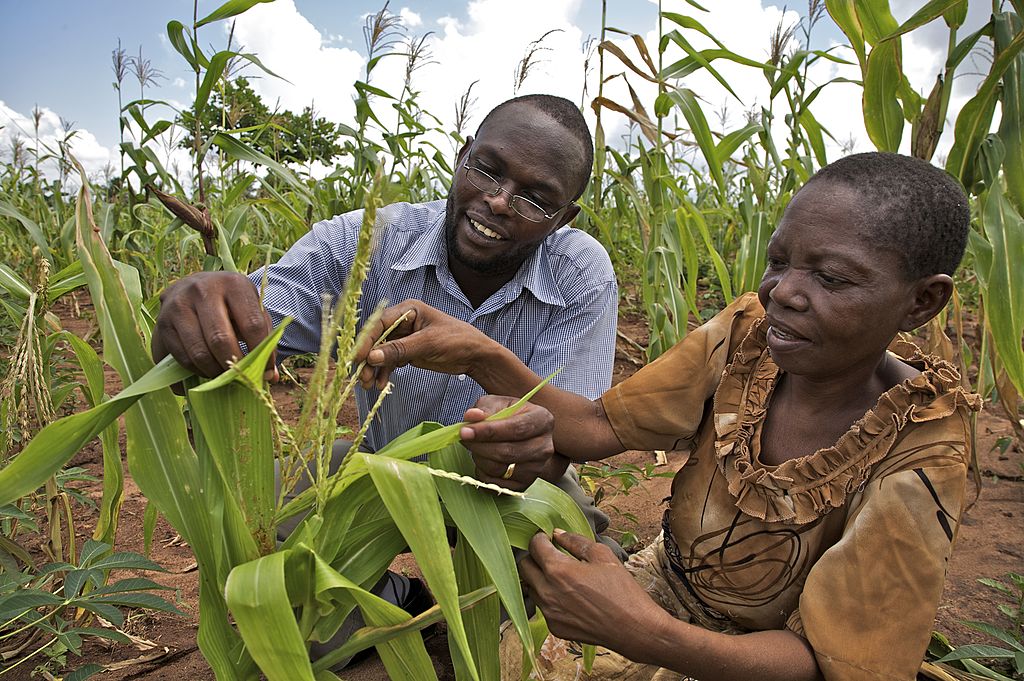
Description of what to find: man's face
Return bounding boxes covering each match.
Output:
[444,104,583,277]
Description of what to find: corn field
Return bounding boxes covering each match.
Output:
[0,0,1022,679]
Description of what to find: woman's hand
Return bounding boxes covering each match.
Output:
[519,530,669,657]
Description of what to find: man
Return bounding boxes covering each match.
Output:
[152,94,623,654]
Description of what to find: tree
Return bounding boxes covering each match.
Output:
[178,77,343,166]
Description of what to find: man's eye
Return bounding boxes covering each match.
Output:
[766,258,785,270]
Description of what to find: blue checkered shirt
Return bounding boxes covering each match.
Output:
[249,200,617,452]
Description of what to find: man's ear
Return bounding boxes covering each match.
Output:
[555,203,581,230]
[901,273,954,331]
[455,136,473,168]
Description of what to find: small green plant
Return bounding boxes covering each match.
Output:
[0,539,181,680]
[928,573,1024,680]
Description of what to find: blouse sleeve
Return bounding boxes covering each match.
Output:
[788,416,971,681]
[600,293,763,452]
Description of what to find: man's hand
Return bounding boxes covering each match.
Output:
[356,300,493,390]
[519,530,668,655]
[152,271,277,381]
[458,395,565,492]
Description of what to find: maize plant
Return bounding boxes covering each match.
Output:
[0,158,592,680]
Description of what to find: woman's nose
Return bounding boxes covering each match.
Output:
[767,269,809,311]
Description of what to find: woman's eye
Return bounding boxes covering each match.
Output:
[817,272,845,286]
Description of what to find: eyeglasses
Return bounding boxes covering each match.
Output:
[462,164,573,223]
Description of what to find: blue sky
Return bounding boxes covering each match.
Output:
[0,1,652,150]
[0,1,987,179]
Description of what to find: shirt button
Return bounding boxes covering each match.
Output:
[458,374,466,381]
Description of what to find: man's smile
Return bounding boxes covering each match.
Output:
[468,216,505,241]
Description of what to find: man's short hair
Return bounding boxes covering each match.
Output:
[477,94,594,200]
[804,152,971,279]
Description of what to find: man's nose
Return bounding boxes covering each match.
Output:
[483,185,515,216]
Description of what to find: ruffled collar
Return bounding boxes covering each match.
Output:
[712,317,982,525]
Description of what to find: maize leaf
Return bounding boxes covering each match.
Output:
[188,324,286,553]
[313,585,497,673]
[225,550,317,681]
[862,40,904,152]
[431,444,535,678]
[60,331,123,547]
[72,161,253,678]
[0,355,189,506]
[979,190,1024,396]
[365,454,480,680]
[311,548,440,679]
[452,538,501,681]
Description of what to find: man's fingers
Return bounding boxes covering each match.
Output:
[163,305,223,377]
[461,405,553,448]
[227,284,272,357]
[195,296,245,373]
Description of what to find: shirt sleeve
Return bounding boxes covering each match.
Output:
[524,279,618,401]
[247,211,362,357]
[601,293,763,452]
[789,422,970,681]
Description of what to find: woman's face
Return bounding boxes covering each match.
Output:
[757,180,919,381]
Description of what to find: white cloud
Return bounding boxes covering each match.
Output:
[399,7,423,29]
[0,101,118,183]
[230,0,364,124]
[173,77,187,88]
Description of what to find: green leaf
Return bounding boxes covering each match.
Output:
[995,11,1024,214]
[166,20,198,70]
[0,200,51,264]
[365,455,480,680]
[225,550,316,681]
[196,0,275,27]
[663,89,725,193]
[826,0,867,68]
[430,445,535,678]
[862,40,904,151]
[302,549,439,678]
[213,132,313,201]
[947,27,1024,187]
[881,0,964,40]
[0,356,190,506]
[978,190,1024,396]
[854,0,900,45]
[0,264,31,300]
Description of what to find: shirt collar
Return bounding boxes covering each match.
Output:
[392,209,566,308]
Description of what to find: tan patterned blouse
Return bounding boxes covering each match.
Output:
[601,293,982,681]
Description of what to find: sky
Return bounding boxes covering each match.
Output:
[0,1,994,183]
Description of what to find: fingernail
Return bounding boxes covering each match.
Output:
[459,426,474,440]
[552,528,565,536]
[368,349,382,364]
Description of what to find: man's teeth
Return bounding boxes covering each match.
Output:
[470,218,503,240]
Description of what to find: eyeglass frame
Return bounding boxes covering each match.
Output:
[460,159,576,223]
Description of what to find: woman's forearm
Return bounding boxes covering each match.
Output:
[629,609,823,681]
[470,340,624,462]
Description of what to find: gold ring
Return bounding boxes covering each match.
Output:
[501,463,516,480]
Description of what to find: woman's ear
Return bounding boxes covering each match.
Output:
[900,274,954,331]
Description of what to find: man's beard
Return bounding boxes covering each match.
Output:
[444,195,526,276]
